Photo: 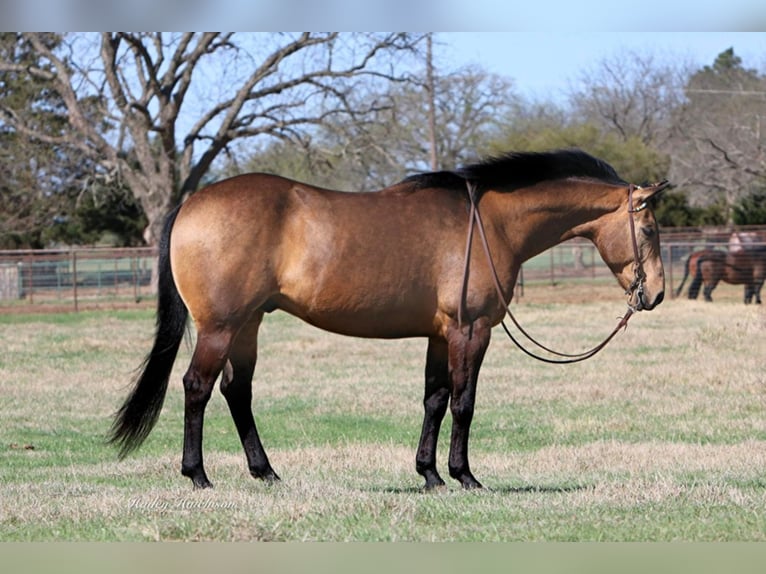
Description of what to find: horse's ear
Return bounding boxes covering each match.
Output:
[649,179,671,195]
[633,180,671,206]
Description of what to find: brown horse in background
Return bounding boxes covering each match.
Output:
[109,149,668,490]
[675,247,766,303]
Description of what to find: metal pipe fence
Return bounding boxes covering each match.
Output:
[518,233,765,298]
[0,226,764,313]
[0,247,157,313]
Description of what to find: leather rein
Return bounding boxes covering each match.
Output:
[458,181,649,364]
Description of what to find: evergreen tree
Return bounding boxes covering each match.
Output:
[732,186,766,225]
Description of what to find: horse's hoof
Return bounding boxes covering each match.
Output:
[456,474,483,490]
[183,466,213,489]
[251,467,281,482]
[192,476,213,489]
[423,478,447,492]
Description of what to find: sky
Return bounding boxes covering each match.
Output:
[2,0,766,33]
[440,33,766,101]
[3,2,764,105]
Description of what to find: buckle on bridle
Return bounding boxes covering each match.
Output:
[625,263,646,311]
[629,201,648,213]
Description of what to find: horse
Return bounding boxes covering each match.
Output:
[675,247,766,304]
[109,149,668,490]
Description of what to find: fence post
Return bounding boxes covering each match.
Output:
[132,255,139,302]
[666,244,674,298]
[72,250,79,312]
[17,262,22,300]
[26,254,33,305]
[590,245,595,278]
[549,249,555,286]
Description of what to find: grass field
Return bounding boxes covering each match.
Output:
[0,281,764,541]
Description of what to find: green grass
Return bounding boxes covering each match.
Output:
[1,286,765,541]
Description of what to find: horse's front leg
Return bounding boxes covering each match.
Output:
[744,284,753,304]
[446,317,492,489]
[756,282,763,304]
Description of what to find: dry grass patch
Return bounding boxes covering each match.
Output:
[1,297,765,540]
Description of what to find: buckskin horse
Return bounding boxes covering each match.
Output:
[675,247,766,304]
[109,149,668,490]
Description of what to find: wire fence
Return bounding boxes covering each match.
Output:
[0,226,764,313]
[518,227,766,299]
[0,247,157,313]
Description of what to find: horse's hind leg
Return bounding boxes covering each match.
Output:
[220,312,280,482]
[416,337,450,489]
[181,328,235,488]
[687,265,702,300]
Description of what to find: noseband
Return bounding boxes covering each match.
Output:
[459,180,654,364]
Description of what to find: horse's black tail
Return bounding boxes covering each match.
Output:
[108,205,187,459]
[674,255,691,298]
[687,257,705,300]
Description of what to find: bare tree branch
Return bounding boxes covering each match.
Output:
[0,32,422,244]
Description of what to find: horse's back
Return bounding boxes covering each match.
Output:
[168,173,468,336]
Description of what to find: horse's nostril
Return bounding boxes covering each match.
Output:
[653,291,665,307]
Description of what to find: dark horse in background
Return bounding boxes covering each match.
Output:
[109,149,668,490]
[675,247,766,304]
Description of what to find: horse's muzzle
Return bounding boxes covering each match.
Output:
[639,289,664,311]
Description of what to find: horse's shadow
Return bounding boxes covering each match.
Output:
[370,483,593,495]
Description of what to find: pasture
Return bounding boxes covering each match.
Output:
[0,282,764,541]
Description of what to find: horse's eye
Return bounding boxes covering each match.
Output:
[642,226,655,238]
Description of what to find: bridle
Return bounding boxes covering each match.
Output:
[458,180,665,364]
[625,183,648,313]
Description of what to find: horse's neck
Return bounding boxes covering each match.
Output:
[483,187,615,262]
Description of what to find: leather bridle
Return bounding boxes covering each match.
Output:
[625,183,648,312]
[458,180,663,364]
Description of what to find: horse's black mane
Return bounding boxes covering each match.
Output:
[401,149,626,194]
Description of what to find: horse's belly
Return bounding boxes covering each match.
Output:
[272,287,437,339]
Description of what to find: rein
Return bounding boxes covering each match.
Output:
[458,181,646,364]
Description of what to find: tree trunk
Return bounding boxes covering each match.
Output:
[426,34,438,171]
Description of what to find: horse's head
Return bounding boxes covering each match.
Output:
[595,181,669,312]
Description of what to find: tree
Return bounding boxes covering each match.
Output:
[486,120,671,185]
[652,190,726,228]
[670,48,766,223]
[0,32,423,245]
[732,185,766,225]
[569,49,689,149]
[222,64,518,191]
[0,33,82,248]
[71,180,148,246]
[653,191,698,227]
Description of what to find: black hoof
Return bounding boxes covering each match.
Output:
[419,468,446,491]
[423,478,447,491]
[460,478,483,490]
[451,469,483,489]
[251,467,281,482]
[191,475,213,489]
[182,466,213,489]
